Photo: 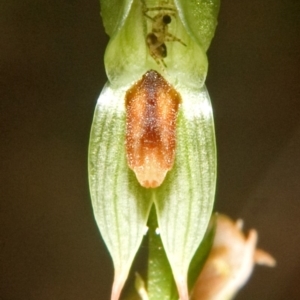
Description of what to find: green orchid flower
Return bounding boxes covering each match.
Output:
[88,0,220,299]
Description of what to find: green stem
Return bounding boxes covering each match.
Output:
[147,206,178,300]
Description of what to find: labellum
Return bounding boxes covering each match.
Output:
[125,69,181,188]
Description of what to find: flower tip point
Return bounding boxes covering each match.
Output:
[111,272,127,300]
[111,284,122,300]
[174,275,189,300]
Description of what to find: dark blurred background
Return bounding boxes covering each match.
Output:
[0,0,299,299]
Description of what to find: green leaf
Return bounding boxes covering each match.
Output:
[88,83,153,300]
[154,85,217,300]
[175,0,220,51]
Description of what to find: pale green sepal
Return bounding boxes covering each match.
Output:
[174,0,220,51]
[99,0,134,37]
[88,83,153,300]
[104,0,208,89]
[154,85,217,300]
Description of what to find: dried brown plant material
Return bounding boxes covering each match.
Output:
[192,214,276,300]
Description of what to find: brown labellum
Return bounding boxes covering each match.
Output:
[125,70,181,188]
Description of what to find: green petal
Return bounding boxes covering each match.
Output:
[154,85,217,300]
[88,83,153,300]
[175,0,220,51]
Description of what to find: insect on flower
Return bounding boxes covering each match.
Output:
[142,1,186,67]
[125,69,181,188]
